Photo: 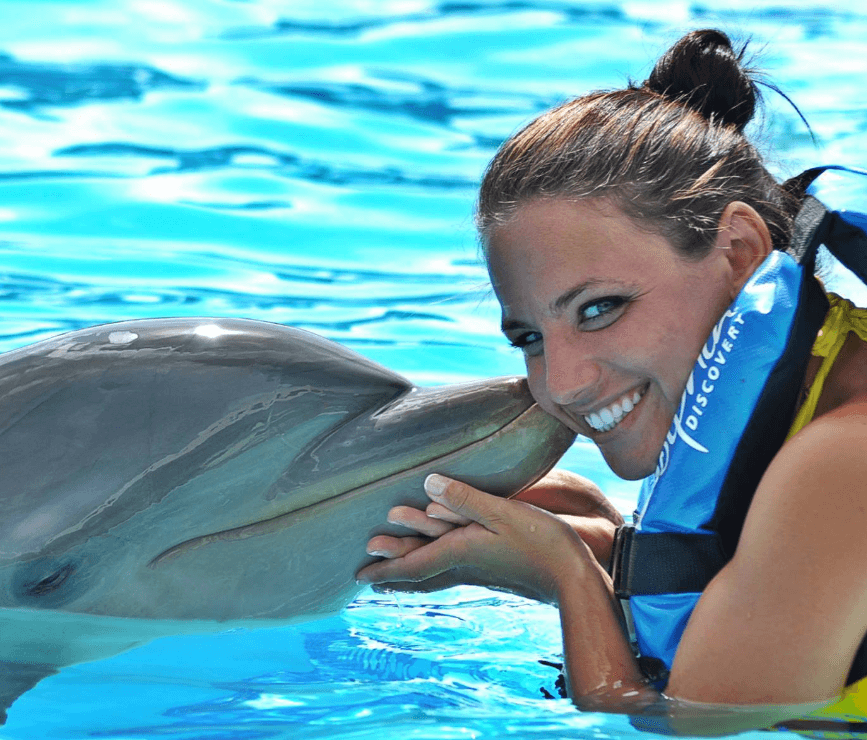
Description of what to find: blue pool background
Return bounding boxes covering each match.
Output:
[1,1,867,737]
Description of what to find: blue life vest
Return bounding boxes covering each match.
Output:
[609,165,867,683]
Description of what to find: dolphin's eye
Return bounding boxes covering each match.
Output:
[25,562,76,596]
[13,559,79,607]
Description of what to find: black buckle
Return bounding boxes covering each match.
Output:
[608,523,635,600]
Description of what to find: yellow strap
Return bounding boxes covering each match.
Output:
[808,676,867,723]
[786,294,867,441]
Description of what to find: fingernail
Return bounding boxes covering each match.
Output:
[367,549,388,557]
[425,474,448,498]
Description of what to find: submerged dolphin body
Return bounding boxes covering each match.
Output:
[0,318,574,723]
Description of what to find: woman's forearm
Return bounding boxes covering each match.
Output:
[554,550,658,710]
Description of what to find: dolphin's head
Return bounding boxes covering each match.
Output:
[0,319,574,623]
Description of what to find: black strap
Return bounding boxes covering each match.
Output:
[610,525,728,598]
[787,194,831,267]
[788,168,867,280]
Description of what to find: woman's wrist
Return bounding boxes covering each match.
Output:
[547,525,609,604]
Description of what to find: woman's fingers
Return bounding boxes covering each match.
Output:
[424,474,503,530]
[386,505,455,538]
[364,499,462,562]
[358,534,460,584]
[358,474,536,588]
[426,500,473,526]
[365,534,430,559]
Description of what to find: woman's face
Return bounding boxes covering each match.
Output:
[486,198,738,480]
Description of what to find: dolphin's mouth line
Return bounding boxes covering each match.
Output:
[148,404,549,568]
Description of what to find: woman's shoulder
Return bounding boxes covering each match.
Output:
[742,304,867,550]
[747,383,867,551]
[768,338,867,511]
[730,390,867,633]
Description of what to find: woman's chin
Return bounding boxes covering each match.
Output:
[597,432,663,481]
[602,452,657,481]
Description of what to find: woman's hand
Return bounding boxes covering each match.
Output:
[356,474,597,604]
[513,469,623,568]
[360,468,622,594]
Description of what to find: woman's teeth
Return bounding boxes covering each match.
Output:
[584,389,644,433]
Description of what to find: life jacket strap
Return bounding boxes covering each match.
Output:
[788,166,867,280]
[609,524,728,598]
[787,193,831,267]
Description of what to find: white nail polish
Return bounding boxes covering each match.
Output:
[425,474,448,497]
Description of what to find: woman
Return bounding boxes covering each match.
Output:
[356,29,867,733]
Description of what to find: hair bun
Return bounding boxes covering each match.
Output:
[644,29,756,132]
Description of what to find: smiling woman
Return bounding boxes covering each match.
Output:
[357,28,867,735]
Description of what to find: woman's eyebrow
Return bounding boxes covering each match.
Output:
[500,281,602,332]
[550,278,641,315]
[500,316,526,333]
[549,279,607,315]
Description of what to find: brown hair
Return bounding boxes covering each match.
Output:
[476,29,802,259]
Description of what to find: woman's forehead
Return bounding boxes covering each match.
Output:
[485,198,679,282]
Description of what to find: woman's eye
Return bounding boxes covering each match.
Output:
[508,331,543,355]
[578,296,629,327]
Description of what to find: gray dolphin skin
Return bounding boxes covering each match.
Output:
[0,317,575,723]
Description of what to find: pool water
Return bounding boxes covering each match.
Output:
[1,1,866,738]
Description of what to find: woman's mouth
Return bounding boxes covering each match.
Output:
[583,385,646,433]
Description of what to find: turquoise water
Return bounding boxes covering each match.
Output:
[1,1,866,737]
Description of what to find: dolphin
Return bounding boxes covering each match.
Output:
[0,317,574,724]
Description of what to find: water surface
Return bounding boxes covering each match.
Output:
[1,2,865,737]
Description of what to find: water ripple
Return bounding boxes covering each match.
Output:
[222,1,636,41]
[83,591,567,739]
[693,4,867,30]
[0,274,472,311]
[255,72,556,127]
[0,53,201,114]
[54,142,477,190]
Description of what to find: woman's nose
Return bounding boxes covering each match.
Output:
[542,334,601,406]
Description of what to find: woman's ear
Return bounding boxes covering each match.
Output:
[714,201,773,300]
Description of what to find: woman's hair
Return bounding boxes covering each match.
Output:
[476,29,803,259]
